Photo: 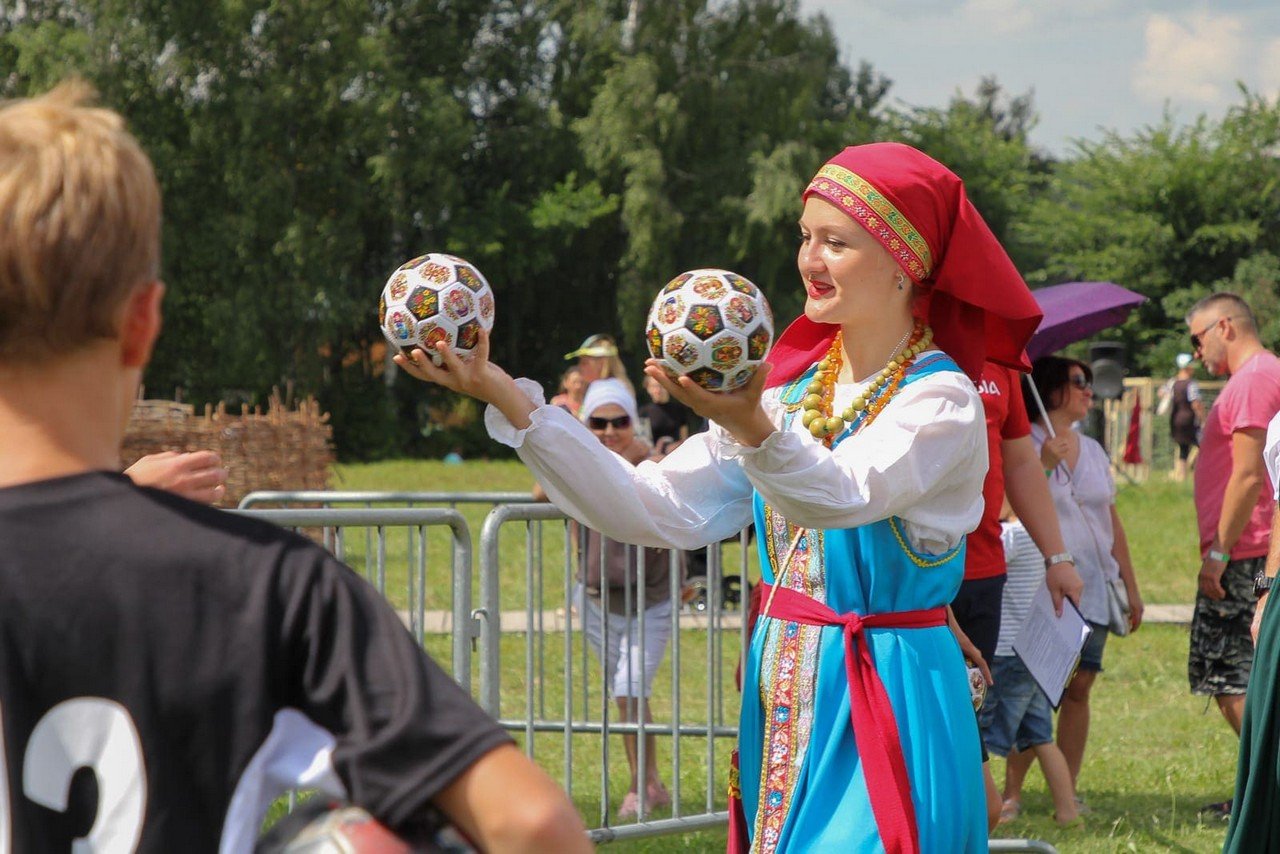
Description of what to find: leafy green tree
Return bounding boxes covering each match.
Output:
[1019,91,1280,373]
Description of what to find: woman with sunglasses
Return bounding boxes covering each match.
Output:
[397,143,1043,852]
[1002,356,1143,812]
[534,377,678,819]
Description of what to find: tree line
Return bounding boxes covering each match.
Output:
[4,1,1279,459]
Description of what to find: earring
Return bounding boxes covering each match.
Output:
[895,271,906,291]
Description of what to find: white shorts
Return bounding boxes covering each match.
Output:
[575,584,674,698]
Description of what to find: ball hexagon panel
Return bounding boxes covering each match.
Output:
[662,272,692,294]
[684,304,724,341]
[707,332,746,372]
[663,329,703,369]
[653,294,686,331]
[647,326,664,360]
[687,367,725,390]
[406,286,439,320]
[748,325,770,361]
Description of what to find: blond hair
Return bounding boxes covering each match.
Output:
[0,79,161,361]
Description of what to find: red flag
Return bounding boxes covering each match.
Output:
[1123,395,1143,464]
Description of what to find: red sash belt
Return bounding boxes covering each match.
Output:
[758,584,947,854]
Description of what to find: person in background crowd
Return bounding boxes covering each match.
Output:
[981,498,1080,826]
[535,378,680,820]
[1223,409,1280,851]
[0,80,589,853]
[1157,352,1205,482]
[1182,292,1280,820]
[960,360,1084,828]
[639,373,693,458]
[398,141,1048,851]
[550,365,587,418]
[564,333,632,393]
[1005,356,1142,813]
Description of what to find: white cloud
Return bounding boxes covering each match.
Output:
[1133,12,1245,105]
[1259,37,1280,96]
[959,0,1035,36]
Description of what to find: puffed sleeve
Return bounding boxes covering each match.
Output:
[729,370,988,554]
[485,379,755,550]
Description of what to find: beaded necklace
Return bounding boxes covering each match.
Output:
[798,322,934,446]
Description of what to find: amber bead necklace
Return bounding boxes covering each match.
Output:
[799,321,934,445]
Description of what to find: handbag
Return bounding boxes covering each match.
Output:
[1105,576,1132,637]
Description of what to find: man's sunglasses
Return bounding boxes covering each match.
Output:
[587,415,632,431]
[1190,315,1238,351]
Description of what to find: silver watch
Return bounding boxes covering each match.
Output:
[1045,552,1075,568]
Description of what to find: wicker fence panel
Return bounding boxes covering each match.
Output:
[122,392,333,508]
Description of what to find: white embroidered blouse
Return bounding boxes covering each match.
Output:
[486,355,989,556]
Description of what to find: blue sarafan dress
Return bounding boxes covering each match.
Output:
[738,356,987,853]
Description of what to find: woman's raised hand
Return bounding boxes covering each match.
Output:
[1040,434,1071,470]
[643,359,776,448]
[393,329,536,429]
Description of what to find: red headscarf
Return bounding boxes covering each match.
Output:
[766,142,1042,385]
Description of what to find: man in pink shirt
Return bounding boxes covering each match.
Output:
[1185,293,1280,819]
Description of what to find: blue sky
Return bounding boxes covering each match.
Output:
[799,0,1280,155]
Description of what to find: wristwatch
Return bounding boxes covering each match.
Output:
[1044,552,1075,568]
[1255,574,1275,598]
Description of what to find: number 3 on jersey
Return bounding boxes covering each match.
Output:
[0,697,147,853]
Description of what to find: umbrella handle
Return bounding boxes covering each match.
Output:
[1022,373,1057,439]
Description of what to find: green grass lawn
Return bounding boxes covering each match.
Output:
[315,459,1236,852]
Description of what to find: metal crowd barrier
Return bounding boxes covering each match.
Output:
[232,506,474,690]
[237,497,1058,851]
[477,502,751,842]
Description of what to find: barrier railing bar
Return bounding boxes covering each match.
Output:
[239,490,537,508]
[588,811,730,843]
[496,720,738,737]
[234,507,472,690]
[477,504,568,715]
[563,522,574,800]
[670,548,682,819]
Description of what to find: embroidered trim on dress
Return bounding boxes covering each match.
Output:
[806,164,933,281]
[887,516,962,567]
[755,506,823,853]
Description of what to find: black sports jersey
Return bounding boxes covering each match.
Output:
[0,472,511,852]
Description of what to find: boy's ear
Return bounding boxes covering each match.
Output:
[120,280,165,369]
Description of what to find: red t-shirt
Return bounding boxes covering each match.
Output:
[965,363,1031,580]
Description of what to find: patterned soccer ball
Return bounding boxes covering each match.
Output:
[644,268,774,391]
[378,253,495,364]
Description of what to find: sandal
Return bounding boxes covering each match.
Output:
[998,798,1021,823]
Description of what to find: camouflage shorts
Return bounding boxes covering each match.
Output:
[1188,556,1264,696]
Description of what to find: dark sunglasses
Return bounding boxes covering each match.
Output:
[587,414,632,431]
[1068,374,1092,390]
[1190,315,1236,351]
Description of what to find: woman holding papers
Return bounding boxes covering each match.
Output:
[1007,355,1143,805]
[396,142,1044,852]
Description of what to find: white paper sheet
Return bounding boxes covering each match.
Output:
[1010,584,1092,709]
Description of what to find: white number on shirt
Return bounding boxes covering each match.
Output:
[0,697,147,853]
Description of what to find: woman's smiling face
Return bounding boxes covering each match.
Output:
[796,196,904,328]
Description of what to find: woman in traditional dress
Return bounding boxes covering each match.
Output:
[396,142,1042,852]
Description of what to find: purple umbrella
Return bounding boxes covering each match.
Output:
[1023,281,1147,437]
[1026,281,1147,362]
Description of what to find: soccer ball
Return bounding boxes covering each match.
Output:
[257,803,414,854]
[644,269,774,391]
[379,253,495,364]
